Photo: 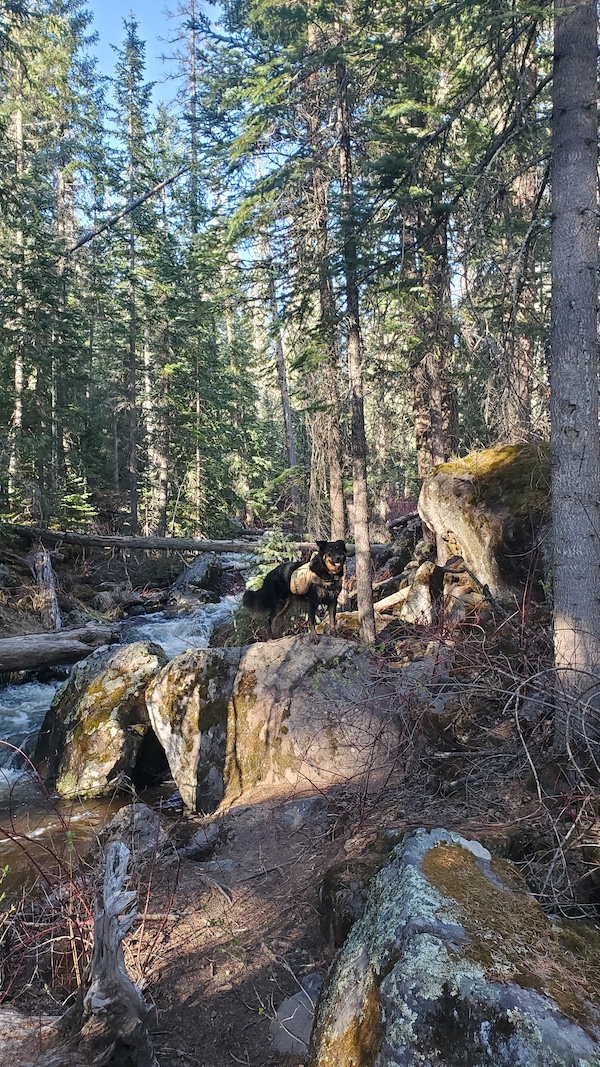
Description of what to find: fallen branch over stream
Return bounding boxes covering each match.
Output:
[0,625,118,673]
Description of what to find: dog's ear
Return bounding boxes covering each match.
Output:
[316,540,328,554]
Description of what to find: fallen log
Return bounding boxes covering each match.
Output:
[1,523,397,560]
[2,523,267,554]
[0,625,118,673]
[374,587,411,613]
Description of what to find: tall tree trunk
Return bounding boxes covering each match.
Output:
[127,80,138,535]
[263,256,296,469]
[336,60,375,644]
[189,0,199,234]
[128,231,138,535]
[410,214,457,480]
[306,17,346,540]
[8,80,24,505]
[254,156,299,496]
[315,177,346,541]
[550,0,600,746]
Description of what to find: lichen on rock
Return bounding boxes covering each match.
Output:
[145,646,241,811]
[223,636,404,800]
[307,828,600,1067]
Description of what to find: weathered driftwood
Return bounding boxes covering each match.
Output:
[0,625,117,672]
[30,843,158,1067]
[374,586,411,613]
[78,842,157,1066]
[27,545,62,632]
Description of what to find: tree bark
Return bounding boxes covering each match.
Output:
[0,626,118,673]
[28,545,62,632]
[336,59,375,644]
[306,16,346,540]
[411,214,457,480]
[550,0,600,746]
[8,73,24,505]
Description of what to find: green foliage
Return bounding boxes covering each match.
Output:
[244,527,300,589]
[0,0,554,538]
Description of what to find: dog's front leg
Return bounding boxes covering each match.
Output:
[307,599,320,644]
[328,600,337,635]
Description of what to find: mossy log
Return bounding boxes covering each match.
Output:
[0,625,118,672]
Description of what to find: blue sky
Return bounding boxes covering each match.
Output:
[85,0,188,103]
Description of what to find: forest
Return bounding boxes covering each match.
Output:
[0,2,599,1063]
[0,0,561,539]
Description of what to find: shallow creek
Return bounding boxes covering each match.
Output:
[0,566,247,894]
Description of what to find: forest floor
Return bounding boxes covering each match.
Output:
[0,531,597,1067]
[142,762,556,1067]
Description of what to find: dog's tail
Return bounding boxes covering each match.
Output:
[242,585,270,614]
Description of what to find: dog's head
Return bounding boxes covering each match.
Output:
[316,539,347,576]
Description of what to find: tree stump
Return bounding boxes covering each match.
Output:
[33,842,158,1067]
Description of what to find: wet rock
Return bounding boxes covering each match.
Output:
[224,636,404,799]
[145,647,242,812]
[34,641,168,799]
[100,802,171,861]
[308,827,600,1067]
[171,553,219,592]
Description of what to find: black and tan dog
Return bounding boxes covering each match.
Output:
[242,540,347,643]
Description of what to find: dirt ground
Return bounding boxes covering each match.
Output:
[140,755,559,1067]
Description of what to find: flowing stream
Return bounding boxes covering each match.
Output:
[0,557,251,892]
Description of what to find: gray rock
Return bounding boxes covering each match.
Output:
[177,820,220,859]
[270,974,323,1055]
[308,828,600,1067]
[224,636,404,798]
[34,641,168,799]
[278,795,328,830]
[101,802,170,860]
[171,553,218,592]
[418,445,550,604]
[145,647,242,811]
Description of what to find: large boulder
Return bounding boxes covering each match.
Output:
[308,828,600,1067]
[145,647,242,811]
[34,641,168,798]
[419,444,550,604]
[224,636,404,799]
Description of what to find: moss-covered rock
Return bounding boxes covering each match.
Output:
[308,828,600,1067]
[145,647,241,811]
[419,444,550,604]
[34,641,168,798]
